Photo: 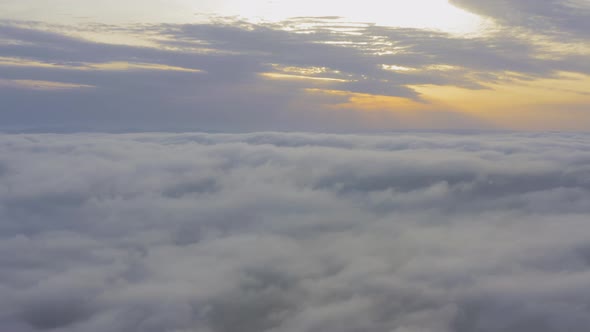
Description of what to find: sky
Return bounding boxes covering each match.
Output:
[1,0,589,132]
[2,3,590,331]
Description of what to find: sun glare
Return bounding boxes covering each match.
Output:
[0,0,484,34]
[200,0,484,33]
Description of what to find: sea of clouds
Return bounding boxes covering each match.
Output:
[1,132,590,332]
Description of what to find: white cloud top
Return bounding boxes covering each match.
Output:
[1,132,590,331]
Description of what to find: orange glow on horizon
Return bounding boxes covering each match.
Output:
[409,72,590,130]
[300,71,590,131]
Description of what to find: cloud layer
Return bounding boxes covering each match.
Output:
[1,132,590,331]
[1,0,590,132]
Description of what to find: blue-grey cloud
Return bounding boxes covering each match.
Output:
[1,132,590,331]
[450,0,590,40]
[1,15,588,132]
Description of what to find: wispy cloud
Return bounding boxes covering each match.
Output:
[0,1,589,131]
[0,78,94,90]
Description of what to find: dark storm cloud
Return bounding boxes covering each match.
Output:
[1,132,590,331]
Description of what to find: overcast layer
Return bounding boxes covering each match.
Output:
[1,132,590,331]
[1,0,589,131]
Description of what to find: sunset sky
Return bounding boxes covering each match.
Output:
[1,0,589,131]
[3,2,590,332]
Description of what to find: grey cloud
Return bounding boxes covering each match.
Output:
[1,132,590,331]
[1,16,588,131]
[450,0,590,40]
[163,20,562,82]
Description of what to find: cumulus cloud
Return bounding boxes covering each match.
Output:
[1,132,590,331]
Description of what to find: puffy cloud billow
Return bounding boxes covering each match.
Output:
[1,132,590,332]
